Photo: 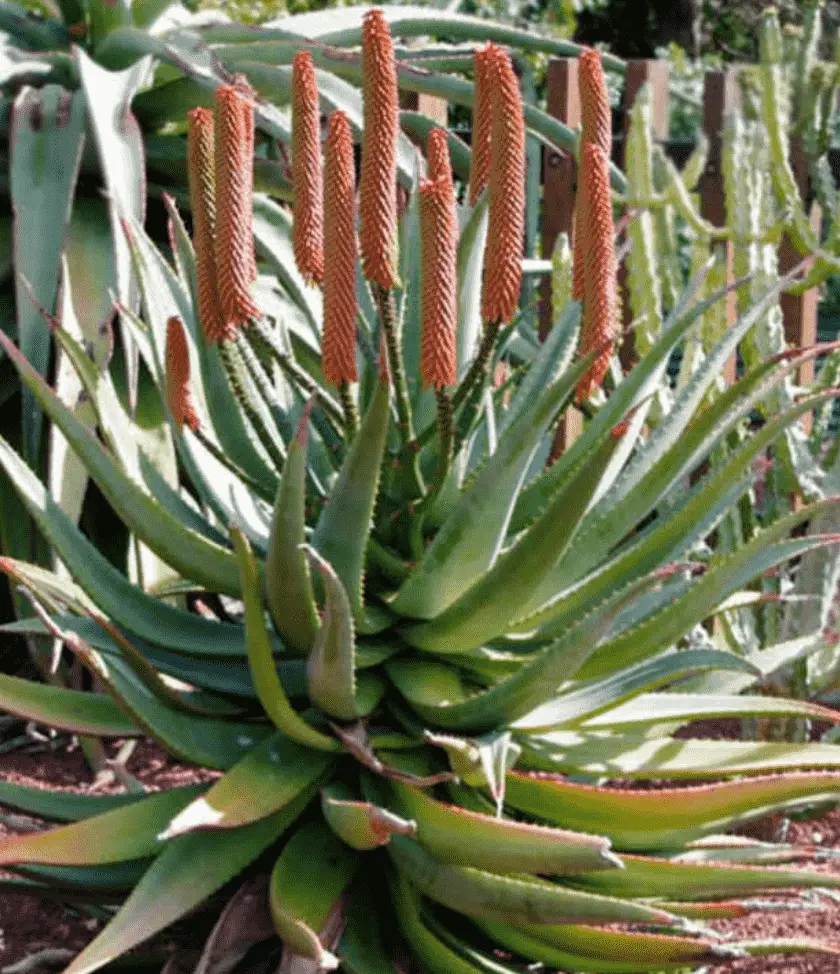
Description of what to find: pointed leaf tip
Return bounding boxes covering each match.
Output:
[296,398,315,446]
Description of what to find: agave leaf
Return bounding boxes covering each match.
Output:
[509,263,748,533]
[9,83,85,461]
[504,771,840,852]
[76,49,151,404]
[265,409,320,654]
[0,672,137,737]
[159,731,334,838]
[582,500,840,679]
[339,885,395,974]
[392,571,678,733]
[390,874,515,974]
[321,781,417,850]
[269,819,359,966]
[392,325,588,620]
[0,440,266,656]
[519,732,840,779]
[0,329,244,596]
[387,835,683,928]
[519,400,840,643]
[478,920,734,974]
[583,692,840,731]
[0,787,205,869]
[382,779,620,875]
[404,425,619,654]
[233,526,338,751]
[571,853,840,900]
[50,201,117,537]
[565,344,834,591]
[272,6,619,68]
[16,860,152,896]
[0,779,141,823]
[305,546,359,721]
[456,195,489,382]
[63,785,316,974]
[313,372,390,627]
[512,648,761,733]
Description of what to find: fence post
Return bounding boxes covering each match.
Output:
[779,139,820,396]
[698,69,740,384]
[399,91,448,129]
[541,56,582,449]
[619,60,670,369]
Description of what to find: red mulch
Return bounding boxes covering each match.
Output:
[3,735,840,974]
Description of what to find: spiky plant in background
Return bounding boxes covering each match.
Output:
[7,12,840,974]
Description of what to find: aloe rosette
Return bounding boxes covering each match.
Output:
[4,14,840,974]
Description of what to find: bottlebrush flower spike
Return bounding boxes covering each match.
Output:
[576,142,617,404]
[233,75,258,284]
[468,43,497,206]
[481,49,525,325]
[322,111,358,385]
[186,108,227,344]
[291,52,324,285]
[215,84,261,335]
[166,317,200,432]
[359,8,399,290]
[426,128,456,210]
[573,47,612,302]
[419,169,458,388]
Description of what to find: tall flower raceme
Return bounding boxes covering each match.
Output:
[420,131,458,390]
[480,47,526,326]
[186,107,227,345]
[467,43,498,206]
[322,110,358,387]
[359,8,400,291]
[291,52,324,286]
[165,316,200,433]
[233,74,259,285]
[576,141,618,404]
[573,47,612,304]
[215,83,261,334]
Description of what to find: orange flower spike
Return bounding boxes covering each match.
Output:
[359,9,400,290]
[579,47,612,154]
[186,108,225,344]
[233,75,258,283]
[576,142,617,404]
[215,85,261,335]
[419,173,458,389]
[291,52,324,285]
[426,128,456,211]
[573,48,611,303]
[322,111,358,385]
[468,44,497,206]
[481,49,526,325]
[166,317,200,432]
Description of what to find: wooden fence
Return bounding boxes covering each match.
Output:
[405,57,833,397]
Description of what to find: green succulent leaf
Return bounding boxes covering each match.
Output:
[504,770,840,852]
[387,834,684,928]
[233,525,339,751]
[63,785,316,974]
[321,781,417,850]
[0,779,142,823]
[0,786,205,869]
[9,83,85,462]
[305,546,359,722]
[158,731,334,838]
[264,407,320,655]
[269,818,359,965]
[0,672,137,737]
[313,371,391,628]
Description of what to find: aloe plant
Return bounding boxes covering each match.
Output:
[5,15,840,974]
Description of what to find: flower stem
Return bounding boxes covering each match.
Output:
[338,379,359,439]
[374,284,413,440]
[452,318,501,413]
